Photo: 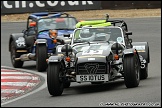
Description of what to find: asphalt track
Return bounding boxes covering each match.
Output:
[1,17,161,107]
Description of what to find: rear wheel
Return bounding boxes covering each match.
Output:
[124,54,140,88]
[36,44,47,72]
[10,41,24,68]
[47,63,64,96]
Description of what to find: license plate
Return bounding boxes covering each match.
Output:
[76,74,108,82]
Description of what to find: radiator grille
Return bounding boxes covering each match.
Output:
[77,62,106,75]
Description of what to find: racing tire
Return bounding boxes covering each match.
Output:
[140,63,148,80]
[123,54,140,88]
[47,63,64,96]
[36,44,47,72]
[10,41,24,68]
[63,81,71,88]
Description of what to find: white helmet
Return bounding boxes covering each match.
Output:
[79,29,95,42]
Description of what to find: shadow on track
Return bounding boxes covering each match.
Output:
[50,80,125,97]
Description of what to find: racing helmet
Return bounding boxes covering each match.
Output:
[80,32,93,38]
[79,29,95,41]
[79,33,95,42]
[79,28,93,38]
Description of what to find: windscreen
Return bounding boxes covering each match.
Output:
[73,27,123,43]
[37,17,77,32]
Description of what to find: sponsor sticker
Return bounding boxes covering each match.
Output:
[57,47,62,52]
[16,37,26,47]
[88,58,95,61]
[133,45,145,51]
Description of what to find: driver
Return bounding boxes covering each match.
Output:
[79,29,95,42]
[49,30,65,45]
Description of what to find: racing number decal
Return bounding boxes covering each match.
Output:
[82,50,103,55]
[139,55,146,68]
[141,63,145,68]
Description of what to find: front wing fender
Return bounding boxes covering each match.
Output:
[9,33,27,52]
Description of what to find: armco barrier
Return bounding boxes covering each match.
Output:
[1,1,161,15]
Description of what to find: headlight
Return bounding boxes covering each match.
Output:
[111,42,124,54]
[61,44,73,56]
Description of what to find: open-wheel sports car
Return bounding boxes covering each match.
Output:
[46,14,150,96]
[9,12,78,72]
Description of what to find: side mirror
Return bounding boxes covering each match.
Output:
[129,39,132,43]
[125,31,132,35]
[22,29,28,35]
[61,44,72,56]
[22,29,26,33]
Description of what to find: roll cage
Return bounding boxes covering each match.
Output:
[24,12,78,36]
[75,14,132,48]
[27,12,73,28]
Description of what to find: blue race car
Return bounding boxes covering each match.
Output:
[9,12,78,72]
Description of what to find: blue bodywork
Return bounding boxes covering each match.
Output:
[28,12,77,54]
[35,30,74,53]
[30,12,62,19]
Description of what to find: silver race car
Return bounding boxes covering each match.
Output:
[46,16,150,96]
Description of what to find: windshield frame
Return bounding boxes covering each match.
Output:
[71,26,125,46]
[37,17,78,33]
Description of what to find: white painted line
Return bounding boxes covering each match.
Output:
[1,69,17,71]
[2,82,39,89]
[1,72,32,75]
[1,82,36,86]
[1,89,25,94]
[1,76,32,79]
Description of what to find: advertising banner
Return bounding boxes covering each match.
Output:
[1,1,101,14]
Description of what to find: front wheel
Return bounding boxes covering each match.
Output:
[10,41,24,68]
[123,54,140,88]
[36,44,47,72]
[47,63,64,96]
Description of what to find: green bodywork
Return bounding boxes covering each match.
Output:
[76,20,111,28]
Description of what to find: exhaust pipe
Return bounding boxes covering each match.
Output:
[15,53,35,61]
